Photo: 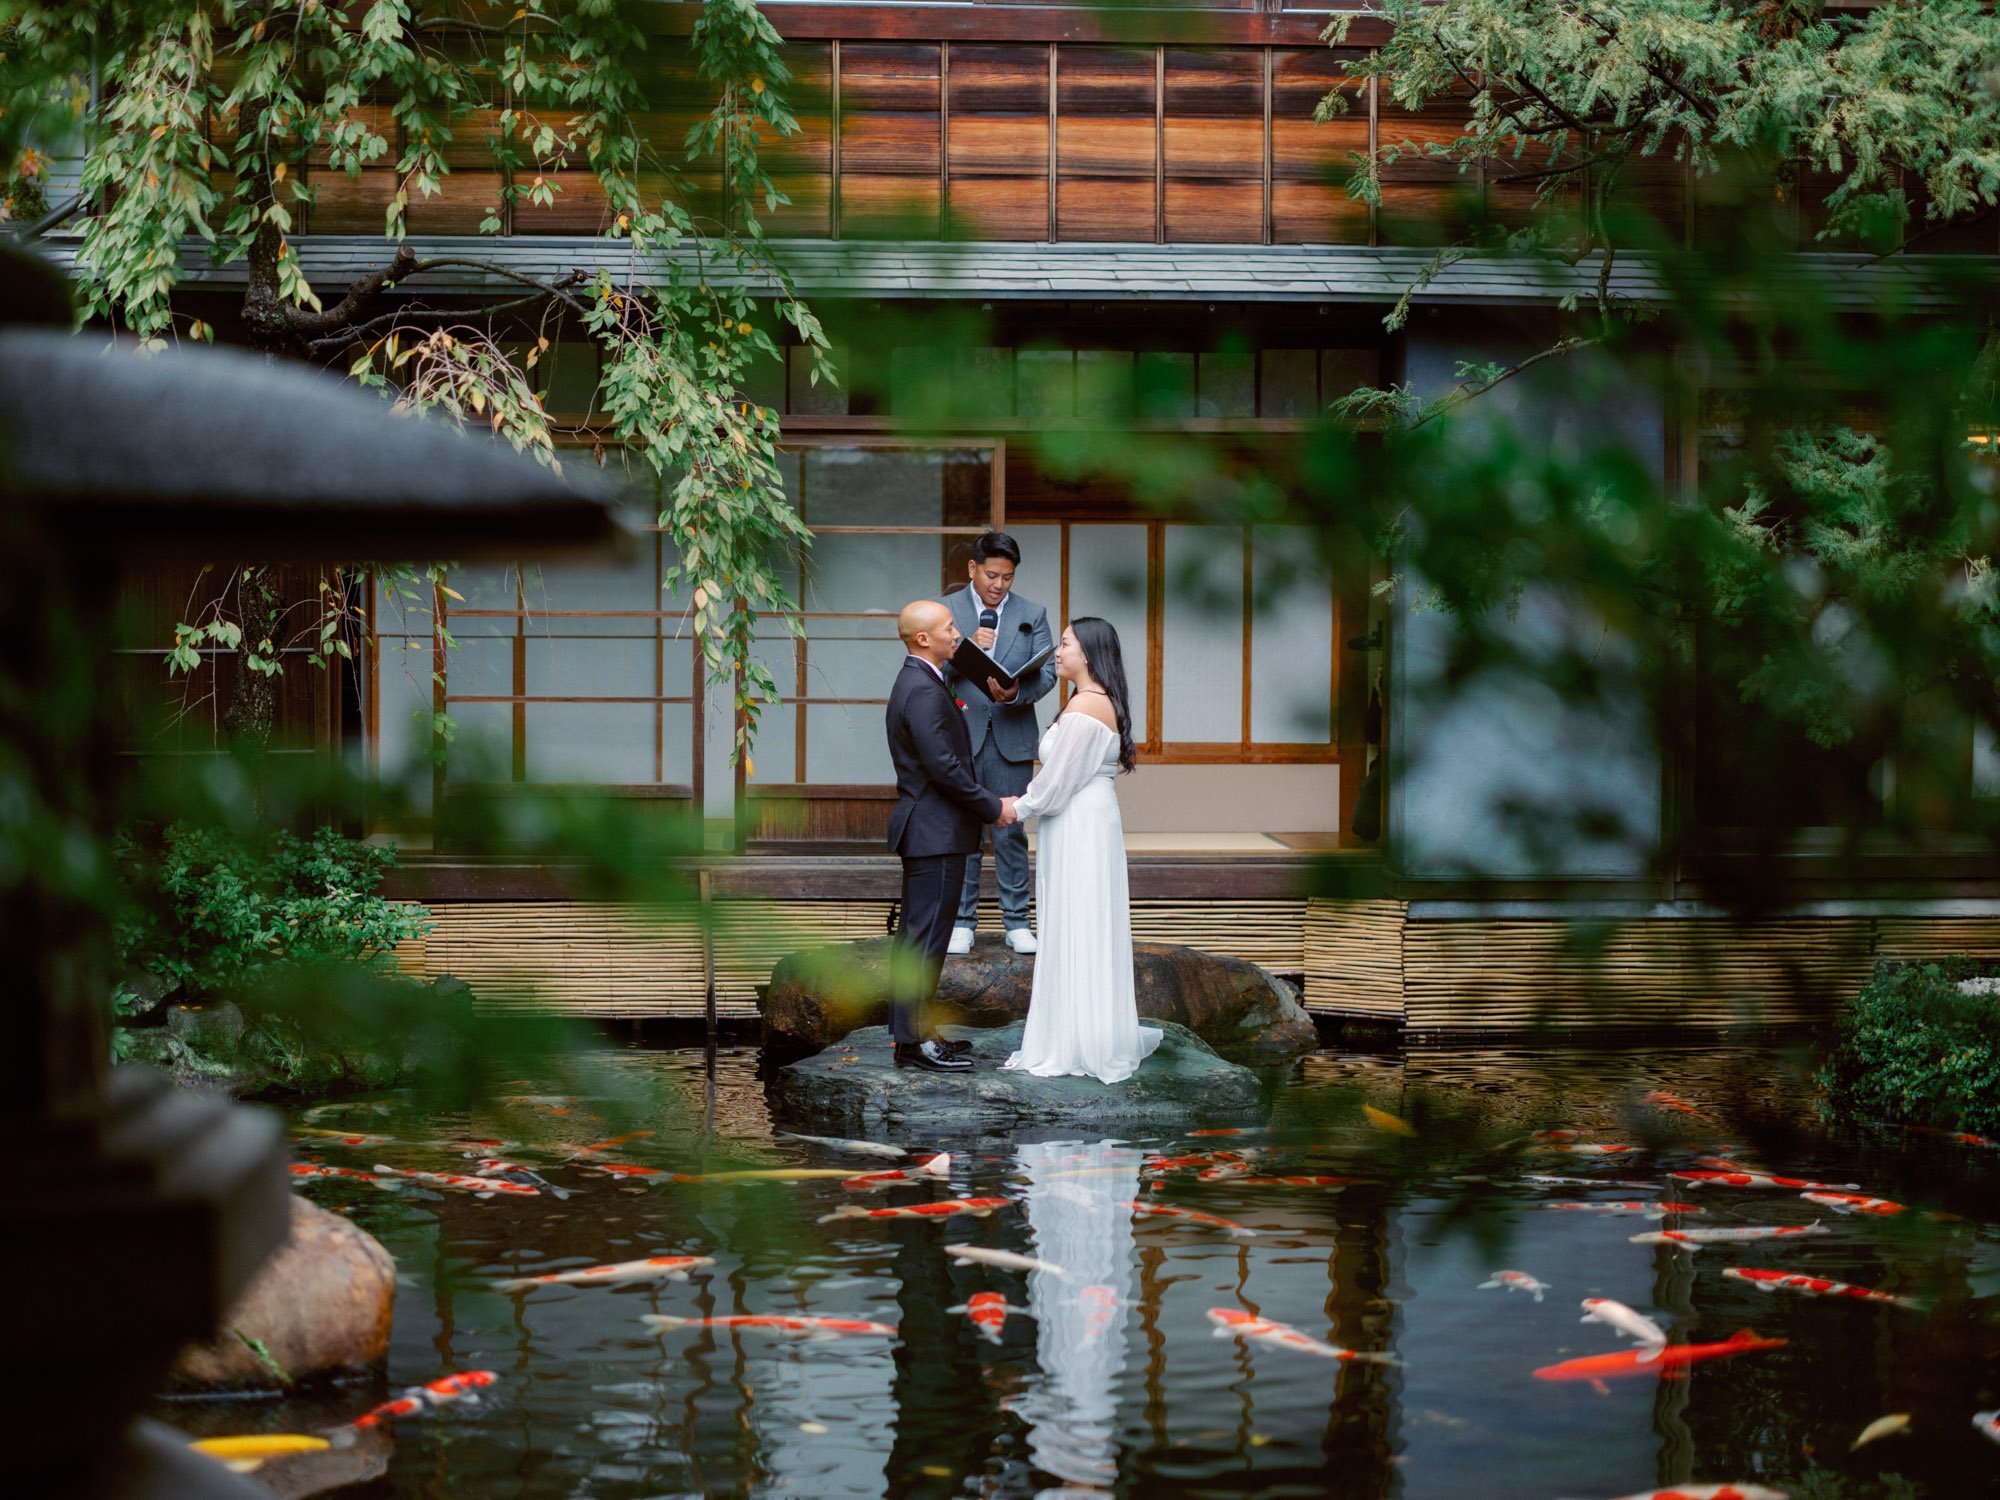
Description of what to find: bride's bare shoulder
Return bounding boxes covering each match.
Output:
[1067,693,1119,731]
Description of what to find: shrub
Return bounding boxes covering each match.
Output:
[1816,958,2000,1136]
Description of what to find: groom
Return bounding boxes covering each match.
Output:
[885,599,1019,1073]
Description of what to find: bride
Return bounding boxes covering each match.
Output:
[999,617,1163,1084]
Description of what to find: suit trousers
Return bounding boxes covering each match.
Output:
[956,736,1034,928]
[891,852,968,1045]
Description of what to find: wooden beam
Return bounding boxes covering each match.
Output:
[637,5,1394,48]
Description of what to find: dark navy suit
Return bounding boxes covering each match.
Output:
[885,655,1002,1044]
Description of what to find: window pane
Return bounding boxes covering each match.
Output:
[1321,348,1379,402]
[1068,524,1150,739]
[1136,352,1195,420]
[522,547,661,631]
[1006,524,1062,629]
[1250,526,1333,742]
[788,344,848,415]
[443,564,519,634]
[372,638,435,811]
[1076,350,1134,421]
[804,533,941,615]
[1197,350,1254,418]
[1259,349,1318,417]
[800,447,946,526]
[805,702,891,782]
[1163,524,1243,742]
[802,633,904,705]
[523,635,654,700]
[1018,349,1074,422]
[446,635,514,699]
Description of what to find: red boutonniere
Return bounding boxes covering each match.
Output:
[954,698,967,710]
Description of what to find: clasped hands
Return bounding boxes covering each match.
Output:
[995,796,1020,828]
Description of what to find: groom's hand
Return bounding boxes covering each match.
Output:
[986,676,1019,703]
[995,797,1019,828]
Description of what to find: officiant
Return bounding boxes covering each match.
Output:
[941,531,1058,956]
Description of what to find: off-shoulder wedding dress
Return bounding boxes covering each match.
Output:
[1003,711,1163,1084]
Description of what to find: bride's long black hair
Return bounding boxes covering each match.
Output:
[1069,615,1137,773]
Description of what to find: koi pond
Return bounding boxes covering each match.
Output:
[169,1039,2000,1499]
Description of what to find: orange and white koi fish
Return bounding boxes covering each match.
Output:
[1187,1127,1261,1138]
[470,1160,568,1198]
[946,1245,1066,1277]
[1232,1175,1360,1188]
[1531,1128,1595,1142]
[1580,1298,1668,1351]
[779,1132,909,1160]
[1195,1160,1258,1182]
[572,1130,652,1156]
[1721,1267,1921,1309]
[1599,1486,1788,1500]
[946,1291,1028,1343]
[1629,1223,1829,1251]
[1120,1200,1258,1236]
[1142,1150,1252,1177]
[1974,1409,2000,1445]
[1207,1308,1397,1363]
[497,1255,715,1293]
[1644,1090,1718,1123]
[592,1162,665,1179]
[1478,1270,1550,1301]
[644,1313,896,1339]
[1080,1285,1121,1340]
[674,1168,861,1184]
[818,1196,1010,1225]
[1523,1175,1664,1190]
[1535,1143,1639,1156]
[840,1153,951,1192]
[293,1127,394,1147]
[373,1164,538,1199]
[289,1163,398,1189]
[349,1370,498,1431]
[1799,1191,1905,1216]
[1544,1201,1703,1218]
[1670,1170,1861,1191]
[1533,1329,1787,1394]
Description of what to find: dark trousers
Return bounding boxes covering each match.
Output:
[890,851,967,1045]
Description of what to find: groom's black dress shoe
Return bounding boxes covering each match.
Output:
[936,1037,973,1057]
[895,1039,972,1072]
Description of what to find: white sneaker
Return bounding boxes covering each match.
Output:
[1005,927,1039,955]
[947,926,974,956]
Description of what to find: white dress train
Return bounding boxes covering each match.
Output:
[1002,713,1163,1084]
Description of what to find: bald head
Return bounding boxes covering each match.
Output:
[899,599,958,665]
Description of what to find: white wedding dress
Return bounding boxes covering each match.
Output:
[1002,712,1163,1084]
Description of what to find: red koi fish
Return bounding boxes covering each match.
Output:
[1207,1309,1397,1363]
[643,1313,896,1339]
[1902,1124,2000,1150]
[1142,1150,1252,1177]
[818,1196,1010,1225]
[1531,1129,1595,1142]
[1975,1409,2000,1445]
[593,1162,665,1179]
[840,1153,952,1192]
[1722,1266,1921,1309]
[293,1128,394,1148]
[1080,1285,1121,1340]
[1670,1170,1861,1192]
[1187,1127,1259,1138]
[1535,1143,1639,1156]
[289,1163,397,1188]
[1629,1223,1829,1251]
[1799,1191,1904,1216]
[946,1291,1027,1344]
[373,1164,538,1198]
[1534,1329,1786,1394]
[1232,1175,1359,1188]
[1644,1090,1718,1123]
[349,1370,497,1431]
[1478,1269,1549,1301]
[1195,1160,1257,1182]
[574,1130,652,1156]
[1543,1201,1703,1218]
[497,1255,715,1293]
[1600,1486,1787,1500]
[1119,1200,1258,1236]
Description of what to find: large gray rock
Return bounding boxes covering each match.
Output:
[761,935,1317,1067]
[776,1020,1268,1131]
[165,1195,396,1396]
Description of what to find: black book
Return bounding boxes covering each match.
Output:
[950,634,1054,693]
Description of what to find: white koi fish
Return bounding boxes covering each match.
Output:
[1207,1308,1397,1363]
[840,1153,951,1192]
[644,1313,897,1340]
[1534,1143,1639,1156]
[1543,1201,1704,1218]
[1522,1175,1663,1190]
[1478,1270,1549,1301]
[1630,1223,1829,1251]
[1120,1200,1258,1236]
[946,1291,1028,1344]
[469,1159,569,1198]
[497,1254,715,1293]
[945,1245,1067,1278]
[373,1164,537,1199]
[1799,1191,1905,1216]
[1722,1267,1921,1309]
[1599,1486,1787,1500]
[1580,1298,1668,1353]
[1974,1410,2000,1445]
[778,1132,909,1160]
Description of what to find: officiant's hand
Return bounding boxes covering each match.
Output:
[974,626,997,650]
[996,797,1019,827]
[986,676,1019,703]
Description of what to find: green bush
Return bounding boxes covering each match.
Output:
[1816,958,2000,1136]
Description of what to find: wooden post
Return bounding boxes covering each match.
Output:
[700,866,718,1053]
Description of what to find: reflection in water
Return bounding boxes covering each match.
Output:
[1012,1139,1144,1492]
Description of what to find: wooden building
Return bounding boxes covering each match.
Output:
[78,2,2000,1033]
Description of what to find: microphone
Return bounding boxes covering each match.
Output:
[979,609,998,631]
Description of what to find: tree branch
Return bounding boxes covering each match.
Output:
[1412,335,1605,429]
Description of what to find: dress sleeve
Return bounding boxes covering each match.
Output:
[1016,715,1116,821]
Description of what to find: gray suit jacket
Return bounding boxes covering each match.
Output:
[940,585,1058,763]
